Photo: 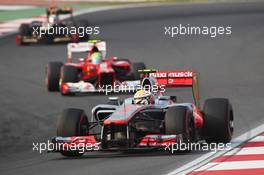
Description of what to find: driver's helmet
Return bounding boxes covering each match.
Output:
[91,52,103,64]
[47,5,58,24]
[48,14,58,24]
[134,90,155,105]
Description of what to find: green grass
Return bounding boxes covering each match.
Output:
[0,7,45,22]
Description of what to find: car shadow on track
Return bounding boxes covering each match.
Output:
[50,149,209,160]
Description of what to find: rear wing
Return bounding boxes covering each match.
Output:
[67,41,106,62]
[141,70,201,108]
[46,7,73,16]
[149,70,194,87]
[57,8,73,15]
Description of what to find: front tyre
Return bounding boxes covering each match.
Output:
[57,108,89,157]
[165,106,195,152]
[45,62,63,91]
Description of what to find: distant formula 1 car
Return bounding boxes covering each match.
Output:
[45,40,146,95]
[50,70,234,157]
[16,5,89,45]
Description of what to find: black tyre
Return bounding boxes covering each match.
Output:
[131,62,146,80]
[165,106,195,153]
[165,106,195,152]
[57,108,89,157]
[19,24,31,36]
[203,98,234,143]
[17,24,31,45]
[61,66,79,83]
[45,62,63,91]
[165,106,195,139]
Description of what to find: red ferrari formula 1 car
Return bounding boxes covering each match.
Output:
[45,40,146,95]
[50,70,234,157]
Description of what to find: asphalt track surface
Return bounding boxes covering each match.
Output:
[1,2,264,175]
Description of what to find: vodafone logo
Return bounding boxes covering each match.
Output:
[168,78,174,84]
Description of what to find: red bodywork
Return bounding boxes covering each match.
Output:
[102,103,204,130]
[64,57,131,85]
[61,45,132,93]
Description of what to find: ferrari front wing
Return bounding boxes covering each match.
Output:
[60,80,141,95]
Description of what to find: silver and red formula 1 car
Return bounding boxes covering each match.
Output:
[45,40,146,95]
[50,70,234,157]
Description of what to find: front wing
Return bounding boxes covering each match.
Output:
[61,80,141,95]
[49,134,179,153]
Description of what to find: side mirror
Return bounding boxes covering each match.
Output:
[78,58,84,62]
[108,97,121,106]
[170,96,177,103]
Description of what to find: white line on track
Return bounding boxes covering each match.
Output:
[0,5,36,10]
[225,146,264,155]
[195,160,264,171]
[250,136,264,142]
[165,123,264,175]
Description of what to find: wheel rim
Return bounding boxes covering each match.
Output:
[229,120,234,136]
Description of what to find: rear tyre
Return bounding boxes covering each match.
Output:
[45,62,63,91]
[19,24,31,36]
[131,62,146,80]
[17,24,31,45]
[165,106,195,152]
[57,108,89,157]
[203,98,234,143]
